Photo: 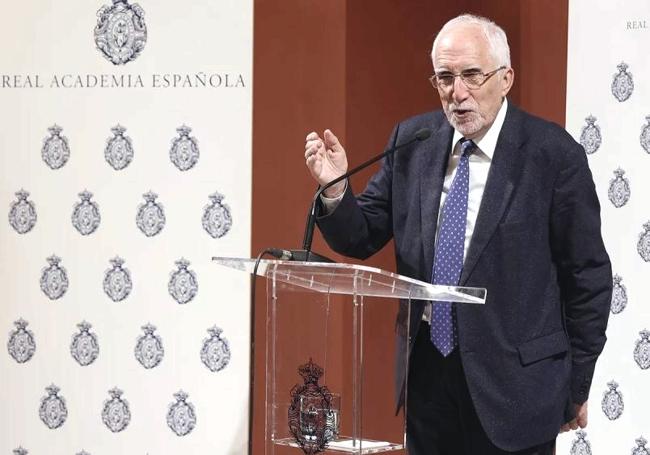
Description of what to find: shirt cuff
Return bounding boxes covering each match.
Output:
[320,181,347,214]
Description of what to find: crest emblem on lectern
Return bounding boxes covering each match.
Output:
[634,330,650,370]
[8,318,36,364]
[200,326,231,372]
[42,125,70,169]
[579,116,602,155]
[168,258,198,304]
[288,359,335,454]
[167,390,197,436]
[40,255,69,300]
[135,323,164,369]
[9,190,37,234]
[39,384,68,429]
[633,436,650,455]
[72,190,101,235]
[13,448,28,455]
[104,257,132,302]
[136,191,165,236]
[638,222,650,262]
[570,430,592,455]
[612,62,634,102]
[105,125,134,170]
[202,192,232,239]
[642,116,650,154]
[70,321,100,366]
[102,388,131,432]
[608,168,630,208]
[611,274,628,314]
[170,125,200,171]
[94,0,147,65]
[601,380,624,420]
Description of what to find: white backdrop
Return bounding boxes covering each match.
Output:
[0,0,252,453]
[558,0,650,453]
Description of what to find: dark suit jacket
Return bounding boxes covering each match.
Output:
[317,103,612,451]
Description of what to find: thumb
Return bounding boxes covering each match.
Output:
[324,129,344,154]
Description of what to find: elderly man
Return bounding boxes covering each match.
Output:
[304,14,611,455]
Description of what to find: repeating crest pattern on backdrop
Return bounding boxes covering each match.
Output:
[103,256,133,302]
[634,330,650,370]
[8,190,37,234]
[601,380,624,420]
[94,0,147,65]
[641,116,650,154]
[611,62,634,102]
[579,115,602,155]
[610,274,628,314]
[41,125,70,169]
[608,168,630,208]
[39,385,68,429]
[167,390,197,436]
[633,437,650,455]
[170,125,200,171]
[72,191,101,236]
[40,255,69,300]
[570,430,592,455]
[102,388,131,432]
[7,318,36,364]
[168,258,199,304]
[638,222,650,262]
[136,191,166,237]
[134,323,164,369]
[105,125,134,170]
[70,321,100,367]
[202,191,233,238]
[200,326,231,372]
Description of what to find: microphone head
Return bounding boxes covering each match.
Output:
[414,128,432,141]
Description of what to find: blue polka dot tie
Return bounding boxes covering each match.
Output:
[430,138,475,356]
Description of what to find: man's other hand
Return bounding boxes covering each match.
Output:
[304,129,348,198]
[559,402,588,433]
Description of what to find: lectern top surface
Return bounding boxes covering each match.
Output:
[212,257,485,304]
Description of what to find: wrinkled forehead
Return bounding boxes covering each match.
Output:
[432,24,494,70]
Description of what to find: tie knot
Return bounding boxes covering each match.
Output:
[460,138,476,157]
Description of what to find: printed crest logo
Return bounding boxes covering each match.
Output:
[40,255,69,300]
[170,125,200,171]
[13,447,28,455]
[169,258,198,304]
[612,62,634,102]
[70,321,100,366]
[601,380,624,420]
[105,125,134,170]
[570,430,592,455]
[136,191,166,236]
[9,189,37,234]
[641,116,650,154]
[72,190,101,236]
[202,191,233,239]
[167,390,197,436]
[633,436,650,455]
[42,125,70,169]
[200,326,231,372]
[7,318,36,364]
[94,0,147,65]
[76,451,91,455]
[608,168,630,208]
[102,388,131,432]
[579,115,602,155]
[39,384,68,429]
[103,256,133,302]
[134,323,164,369]
[611,274,628,314]
[634,330,650,370]
[638,222,650,262]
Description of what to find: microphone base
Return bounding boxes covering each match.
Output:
[288,250,334,263]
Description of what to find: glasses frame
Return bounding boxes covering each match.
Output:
[429,66,507,91]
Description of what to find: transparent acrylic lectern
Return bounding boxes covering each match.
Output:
[213,257,486,455]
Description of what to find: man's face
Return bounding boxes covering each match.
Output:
[432,24,514,139]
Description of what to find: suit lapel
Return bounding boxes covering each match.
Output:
[419,121,453,282]
[460,104,525,285]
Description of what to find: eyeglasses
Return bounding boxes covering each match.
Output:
[429,66,506,90]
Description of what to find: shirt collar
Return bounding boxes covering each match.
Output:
[451,98,508,160]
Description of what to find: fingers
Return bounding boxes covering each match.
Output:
[324,129,344,154]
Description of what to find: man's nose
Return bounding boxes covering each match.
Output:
[451,76,470,103]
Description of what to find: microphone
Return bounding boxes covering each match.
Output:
[286,127,432,262]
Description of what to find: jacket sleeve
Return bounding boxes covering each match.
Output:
[549,139,612,405]
[316,125,399,259]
